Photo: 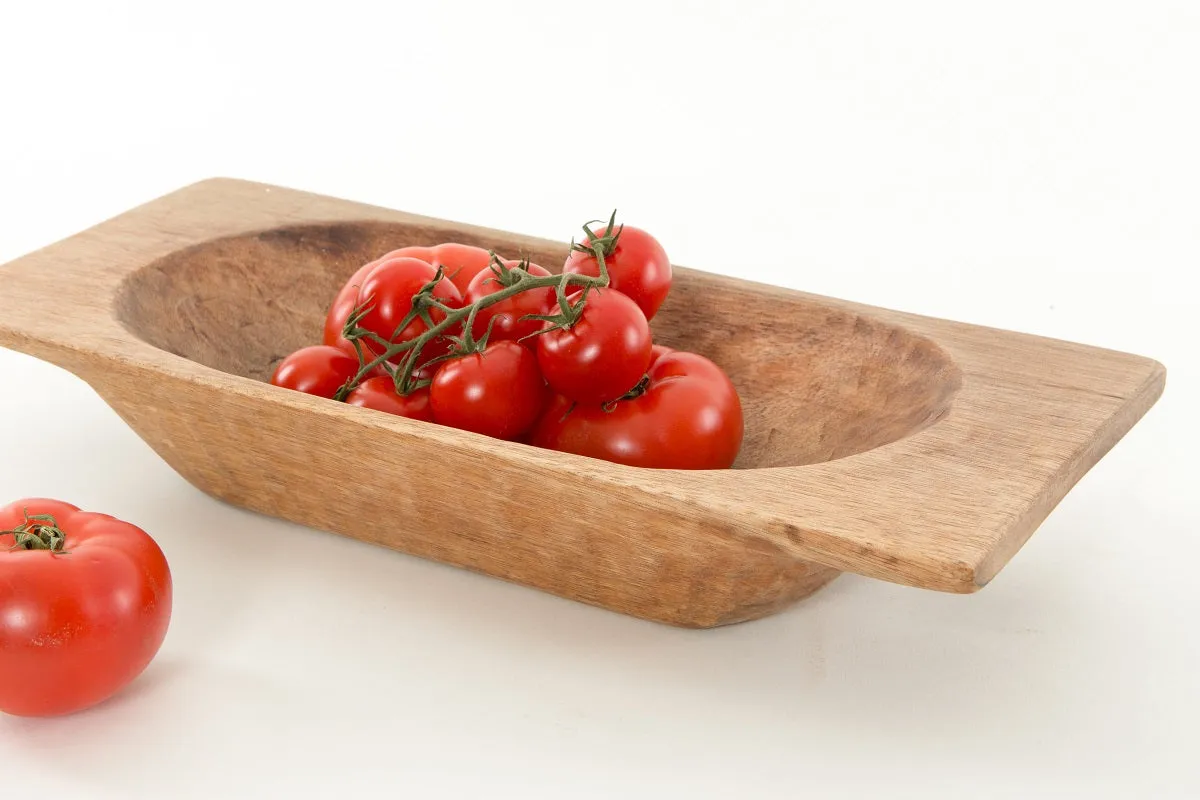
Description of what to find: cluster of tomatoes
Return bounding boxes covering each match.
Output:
[271,216,743,470]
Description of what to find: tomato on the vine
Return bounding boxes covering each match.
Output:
[535,287,652,404]
[271,345,361,399]
[0,499,172,717]
[323,259,380,354]
[563,219,672,321]
[431,340,547,440]
[344,375,434,421]
[385,243,495,296]
[465,260,555,344]
[531,350,743,470]
[355,256,464,365]
[315,222,740,469]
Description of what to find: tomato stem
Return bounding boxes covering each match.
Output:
[0,509,71,553]
[602,373,651,412]
[572,210,623,263]
[333,216,619,400]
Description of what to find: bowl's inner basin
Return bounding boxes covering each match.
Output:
[117,221,961,468]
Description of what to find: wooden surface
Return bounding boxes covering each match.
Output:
[0,179,1166,627]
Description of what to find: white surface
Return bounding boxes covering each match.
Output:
[1,1,1197,797]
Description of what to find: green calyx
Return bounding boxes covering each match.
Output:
[518,273,594,342]
[571,209,624,262]
[1,509,70,553]
[481,253,535,289]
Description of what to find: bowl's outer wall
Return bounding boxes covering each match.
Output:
[97,357,840,627]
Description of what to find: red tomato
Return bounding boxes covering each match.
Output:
[356,256,464,366]
[386,243,495,296]
[0,499,172,717]
[649,344,674,366]
[431,341,547,440]
[464,260,554,344]
[323,259,379,353]
[344,375,434,421]
[563,223,672,320]
[535,288,652,404]
[531,350,743,469]
[271,345,361,398]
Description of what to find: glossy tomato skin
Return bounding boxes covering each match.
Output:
[464,260,554,344]
[531,350,743,470]
[356,256,463,366]
[270,345,361,399]
[323,259,380,353]
[386,243,495,296]
[563,224,672,320]
[344,375,434,422]
[431,341,547,440]
[0,499,172,717]
[535,288,652,404]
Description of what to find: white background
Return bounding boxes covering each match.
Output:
[1,1,1197,797]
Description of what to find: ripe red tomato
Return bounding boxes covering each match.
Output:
[344,375,434,421]
[271,345,361,398]
[535,287,652,404]
[464,260,555,344]
[0,499,172,717]
[356,256,463,366]
[649,344,674,366]
[531,350,743,469]
[323,259,379,353]
[563,223,672,320]
[385,243,495,296]
[431,340,548,440]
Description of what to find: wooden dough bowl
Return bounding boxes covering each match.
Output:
[0,179,1166,627]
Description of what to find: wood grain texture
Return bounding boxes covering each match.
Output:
[0,179,1166,627]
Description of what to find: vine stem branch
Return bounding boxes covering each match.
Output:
[334,234,615,400]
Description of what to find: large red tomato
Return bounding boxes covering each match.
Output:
[0,499,172,717]
[535,287,652,404]
[323,259,380,354]
[431,340,547,440]
[563,222,672,320]
[531,350,743,469]
[464,260,555,344]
